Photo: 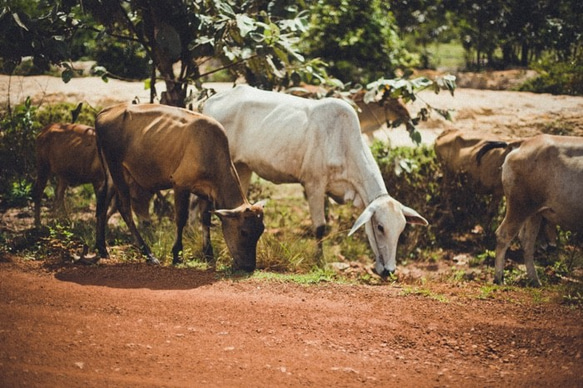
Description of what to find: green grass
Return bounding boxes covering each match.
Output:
[425,42,466,70]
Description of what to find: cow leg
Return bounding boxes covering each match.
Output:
[95,179,115,258]
[494,204,530,284]
[172,188,190,265]
[54,177,68,219]
[109,164,158,265]
[304,183,327,260]
[199,199,215,262]
[519,215,543,287]
[32,162,50,228]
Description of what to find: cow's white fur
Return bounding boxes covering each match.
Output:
[203,85,427,276]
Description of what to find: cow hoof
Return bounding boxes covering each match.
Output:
[146,256,160,266]
[172,257,183,266]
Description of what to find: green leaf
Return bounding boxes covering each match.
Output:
[61,68,73,83]
[235,14,255,37]
[12,12,29,31]
[70,102,83,123]
[410,130,422,145]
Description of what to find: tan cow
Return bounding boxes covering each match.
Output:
[32,123,153,228]
[435,129,509,197]
[436,129,557,248]
[351,90,413,141]
[94,103,266,271]
[487,134,583,286]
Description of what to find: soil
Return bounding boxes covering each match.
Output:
[1,74,583,387]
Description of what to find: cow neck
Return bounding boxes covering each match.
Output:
[352,156,390,207]
[213,168,248,210]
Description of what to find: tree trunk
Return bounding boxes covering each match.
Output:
[521,41,529,67]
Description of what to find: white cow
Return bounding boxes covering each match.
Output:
[493,134,583,286]
[203,85,428,276]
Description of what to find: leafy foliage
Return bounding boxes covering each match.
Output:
[365,75,456,144]
[0,97,39,204]
[304,0,418,83]
[0,100,97,206]
[0,1,80,75]
[518,54,583,95]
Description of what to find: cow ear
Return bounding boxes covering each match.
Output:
[401,205,429,226]
[348,206,375,236]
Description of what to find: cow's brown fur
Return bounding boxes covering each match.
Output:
[32,123,152,228]
[435,129,510,197]
[436,129,557,248]
[94,103,265,270]
[351,90,412,139]
[494,134,583,286]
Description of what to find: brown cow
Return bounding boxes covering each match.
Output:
[488,134,583,286]
[435,129,509,197]
[32,123,153,228]
[351,90,413,141]
[94,103,266,271]
[436,128,557,247]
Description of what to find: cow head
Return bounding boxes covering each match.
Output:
[348,196,428,277]
[215,200,266,272]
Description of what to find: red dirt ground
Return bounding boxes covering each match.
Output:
[1,257,582,388]
[1,75,583,387]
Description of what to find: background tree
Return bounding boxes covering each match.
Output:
[303,0,418,84]
[1,0,318,107]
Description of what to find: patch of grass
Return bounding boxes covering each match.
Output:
[400,285,449,303]
[250,268,339,284]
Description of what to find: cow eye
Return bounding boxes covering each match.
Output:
[377,224,385,233]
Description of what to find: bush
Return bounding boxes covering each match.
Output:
[93,39,150,80]
[371,141,503,255]
[371,142,441,252]
[0,101,98,207]
[0,98,40,204]
[519,56,583,96]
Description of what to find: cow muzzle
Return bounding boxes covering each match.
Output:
[232,254,257,272]
[374,259,395,278]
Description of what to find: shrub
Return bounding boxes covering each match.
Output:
[519,56,583,96]
[0,101,98,207]
[93,39,150,80]
[371,141,503,255]
[0,98,40,204]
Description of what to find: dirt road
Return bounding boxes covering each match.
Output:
[1,75,583,387]
[1,258,582,387]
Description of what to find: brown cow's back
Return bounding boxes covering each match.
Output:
[94,103,264,270]
[435,129,510,195]
[96,103,239,202]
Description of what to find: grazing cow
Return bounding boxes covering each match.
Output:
[32,123,153,228]
[94,103,266,271]
[436,129,557,246]
[203,85,427,277]
[486,134,583,286]
[435,129,510,197]
[351,90,413,141]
